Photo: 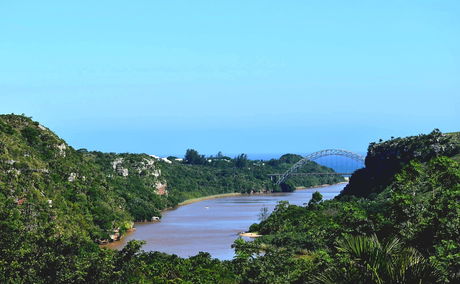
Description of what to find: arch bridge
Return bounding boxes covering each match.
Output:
[270,149,365,185]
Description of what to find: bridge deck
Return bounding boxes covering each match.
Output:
[268,172,353,176]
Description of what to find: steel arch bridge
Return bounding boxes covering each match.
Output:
[272,149,365,185]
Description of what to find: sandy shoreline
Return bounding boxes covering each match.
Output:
[99,228,136,249]
[178,181,348,207]
[295,181,348,191]
[178,192,243,206]
[239,232,262,238]
[174,181,347,207]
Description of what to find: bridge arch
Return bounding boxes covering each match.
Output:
[276,149,365,185]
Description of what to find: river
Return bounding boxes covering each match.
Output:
[105,183,346,260]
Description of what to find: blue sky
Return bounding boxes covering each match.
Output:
[1,1,459,157]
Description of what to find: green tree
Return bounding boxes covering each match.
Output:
[184,149,206,165]
[234,153,248,168]
[307,191,323,207]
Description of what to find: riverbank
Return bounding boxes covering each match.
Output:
[176,181,347,207]
[102,182,347,249]
[99,228,136,249]
[295,181,348,190]
[178,192,243,206]
[103,183,347,257]
[102,192,244,248]
[239,232,262,238]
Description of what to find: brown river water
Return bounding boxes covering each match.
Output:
[105,183,346,260]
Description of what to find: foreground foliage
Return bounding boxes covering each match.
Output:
[316,235,434,284]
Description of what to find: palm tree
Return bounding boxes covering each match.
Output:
[314,234,435,284]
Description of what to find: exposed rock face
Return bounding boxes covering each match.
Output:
[111,158,124,170]
[120,168,129,177]
[116,164,129,177]
[152,169,161,177]
[112,158,129,177]
[68,172,77,182]
[56,143,67,157]
[144,158,155,167]
[155,182,168,195]
[136,158,155,174]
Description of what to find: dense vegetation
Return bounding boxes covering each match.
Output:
[0,114,341,283]
[160,152,342,200]
[1,114,458,283]
[0,114,339,237]
[87,148,341,218]
[234,130,460,283]
[0,115,133,243]
[341,129,458,198]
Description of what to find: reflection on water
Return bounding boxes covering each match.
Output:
[105,183,346,260]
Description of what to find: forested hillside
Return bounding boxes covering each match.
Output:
[236,130,460,283]
[340,129,458,198]
[0,114,134,243]
[0,114,343,284]
[2,115,457,283]
[0,114,340,240]
[90,151,342,207]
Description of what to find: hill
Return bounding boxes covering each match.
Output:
[4,115,457,283]
[0,114,340,242]
[339,129,459,198]
[238,129,460,283]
